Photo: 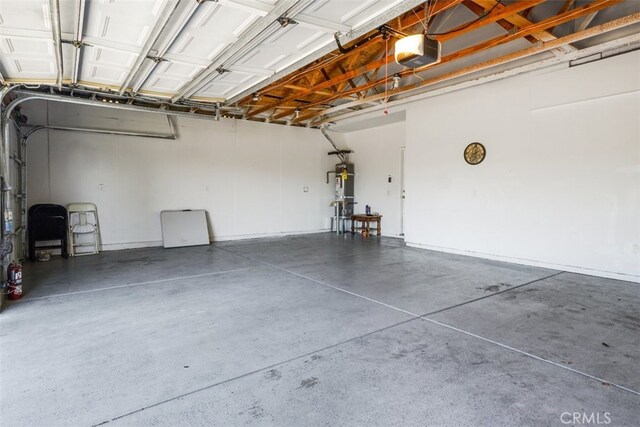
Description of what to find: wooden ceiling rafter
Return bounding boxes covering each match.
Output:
[238,0,628,125]
[271,52,370,121]
[308,11,640,126]
[361,71,381,97]
[240,0,465,116]
[249,37,384,112]
[246,0,559,119]
[575,11,600,32]
[282,84,333,97]
[288,0,622,122]
[437,0,546,39]
[319,69,334,88]
[471,0,577,54]
[461,0,539,44]
[397,0,466,30]
[557,0,577,17]
[336,64,364,97]
[244,38,385,103]
[334,54,363,94]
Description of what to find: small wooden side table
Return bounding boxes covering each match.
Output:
[351,214,382,236]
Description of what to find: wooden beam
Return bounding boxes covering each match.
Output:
[283,84,333,97]
[242,0,464,115]
[397,0,466,30]
[294,0,623,114]
[472,0,579,54]
[307,12,640,124]
[462,0,538,44]
[335,54,364,93]
[336,64,363,97]
[434,0,545,40]
[558,0,577,15]
[247,0,577,118]
[240,39,384,104]
[548,0,577,33]
[250,0,619,119]
[471,0,565,43]
[361,71,381,96]
[575,11,599,31]
[319,69,333,86]
[521,6,536,19]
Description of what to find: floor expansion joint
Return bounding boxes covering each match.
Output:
[218,246,640,398]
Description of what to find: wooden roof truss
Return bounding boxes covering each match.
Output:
[233,0,639,127]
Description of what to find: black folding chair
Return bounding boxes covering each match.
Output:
[28,204,68,261]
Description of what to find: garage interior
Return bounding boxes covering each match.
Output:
[0,0,639,425]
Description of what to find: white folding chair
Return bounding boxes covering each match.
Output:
[67,203,100,256]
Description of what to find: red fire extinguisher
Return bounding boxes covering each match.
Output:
[7,262,23,300]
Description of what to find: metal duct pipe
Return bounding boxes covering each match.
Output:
[49,0,64,89]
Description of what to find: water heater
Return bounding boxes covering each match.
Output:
[334,163,354,217]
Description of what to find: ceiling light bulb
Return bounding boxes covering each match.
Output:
[294,108,300,118]
[392,75,400,89]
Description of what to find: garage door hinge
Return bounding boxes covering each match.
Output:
[62,40,91,49]
[147,55,169,64]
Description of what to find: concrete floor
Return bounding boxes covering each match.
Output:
[1,233,638,426]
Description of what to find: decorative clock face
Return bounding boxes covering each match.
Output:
[464,142,486,165]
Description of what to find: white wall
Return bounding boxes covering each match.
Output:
[331,121,406,237]
[401,51,640,282]
[26,101,335,250]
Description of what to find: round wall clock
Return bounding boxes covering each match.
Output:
[464,142,486,165]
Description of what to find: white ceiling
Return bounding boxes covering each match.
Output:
[0,0,413,101]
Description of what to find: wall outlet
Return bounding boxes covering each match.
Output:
[303,186,309,192]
